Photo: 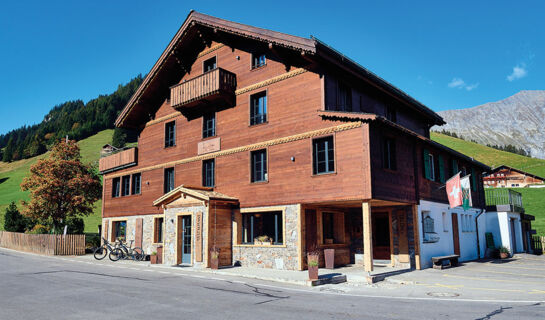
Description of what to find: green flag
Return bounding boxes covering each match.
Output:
[460,175,473,210]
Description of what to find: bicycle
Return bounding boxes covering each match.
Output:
[109,239,144,261]
[93,237,121,261]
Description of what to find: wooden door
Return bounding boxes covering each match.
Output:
[305,209,317,255]
[135,218,143,248]
[452,213,460,255]
[372,212,391,260]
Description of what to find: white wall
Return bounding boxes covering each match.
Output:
[479,211,524,257]
[418,200,479,268]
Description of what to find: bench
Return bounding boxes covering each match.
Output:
[431,255,459,270]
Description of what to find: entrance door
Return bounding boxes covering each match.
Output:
[181,215,192,264]
[510,218,517,254]
[452,213,460,255]
[372,212,391,260]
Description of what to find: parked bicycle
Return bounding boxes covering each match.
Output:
[109,239,144,261]
[93,237,120,261]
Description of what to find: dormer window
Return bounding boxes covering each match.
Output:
[203,57,217,72]
[386,106,397,123]
[337,82,352,112]
[252,53,266,69]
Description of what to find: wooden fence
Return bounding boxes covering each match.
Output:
[0,231,85,255]
[531,236,545,255]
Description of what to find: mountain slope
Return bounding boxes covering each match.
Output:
[436,90,545,159]
[0,130,113,233]
[432,131,545,235]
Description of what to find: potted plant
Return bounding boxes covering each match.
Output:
[254,235,273,245]
[150,251,157,264]
[499,246,510,259]
[210,246,220,269]
[307,248,320,280]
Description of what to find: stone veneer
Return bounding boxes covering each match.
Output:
[102,204,301,270]
[232,204,300,270]
[162,205,207,267]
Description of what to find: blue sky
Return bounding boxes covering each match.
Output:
[0,1,543,135]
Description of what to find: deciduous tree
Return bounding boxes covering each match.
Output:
[20,139,101,232]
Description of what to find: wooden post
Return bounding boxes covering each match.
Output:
[362,202,373,272]
[411,204,421,270]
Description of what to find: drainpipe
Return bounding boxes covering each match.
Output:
[475,209,486,258]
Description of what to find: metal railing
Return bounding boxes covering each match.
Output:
[485,188,524,211]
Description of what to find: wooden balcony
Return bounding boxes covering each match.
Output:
[99,147,137,174]
[485,188,524,213]
[170,68,236,115]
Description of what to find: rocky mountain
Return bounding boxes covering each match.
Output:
[435,90,545,159]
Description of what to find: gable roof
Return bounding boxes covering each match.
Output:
[153,184,238,207]
[487,165,545,181]
[115,11,444,129]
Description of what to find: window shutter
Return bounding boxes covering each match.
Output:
[438,155,445,183]
[423,149,431,180]
[452,159,458,175]
[471,168,477,191]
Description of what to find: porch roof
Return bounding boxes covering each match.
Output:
[153,185,239,207]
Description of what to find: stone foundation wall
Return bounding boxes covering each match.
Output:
[102,215,162,257]
[232,204,300,270]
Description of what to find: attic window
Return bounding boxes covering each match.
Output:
[203,57,217,72]
[252,53,266,69]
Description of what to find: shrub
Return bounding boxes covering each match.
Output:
[27,224,50,234]
[65,217,84,234]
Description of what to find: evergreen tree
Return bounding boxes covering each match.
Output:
[4,201,26,232]
[2,137,14,162]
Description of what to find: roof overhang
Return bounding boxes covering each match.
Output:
[115,11,444,130]
[153,184,238,207]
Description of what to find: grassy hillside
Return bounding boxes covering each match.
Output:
[432,131,545,235]
[431,132,545,177]
[0,129,113,233]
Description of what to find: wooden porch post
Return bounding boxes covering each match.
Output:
[363,202,373,272]
[411,204,421,270]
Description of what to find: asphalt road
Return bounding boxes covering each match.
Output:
[1,248,544,320]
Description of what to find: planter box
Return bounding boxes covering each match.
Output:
[210,257,219,269]
[150,255,157,264]
[324,249,335,269]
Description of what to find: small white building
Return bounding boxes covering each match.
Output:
[418,188,531,268]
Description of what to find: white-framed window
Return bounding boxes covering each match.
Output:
[442,212,448,232]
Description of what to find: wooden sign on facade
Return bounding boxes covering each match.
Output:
[195,211,203,262]
[198,137,221,155]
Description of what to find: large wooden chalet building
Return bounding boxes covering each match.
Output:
[99,11,489,271]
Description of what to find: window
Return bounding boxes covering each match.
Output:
[112,221,127,241]
[252,53,266,68]
[386,106,397,123]
[131,173,141,195]
[337,82,352,112]
[202,112,216,138]
[461,166,467,177]
[251,149,267,182]
[164,168,175,193]
[112,177,120,198]
[203,57,217,72]
[165,121,176,148]
[451,159,459,177]
[242,211,283,245]
[438,155,446,183]
[202,159,215,187]
[121,175,130,196]
[322,212,336,244]
[424,149,435,181]
[471,168,477,191]
[313,136,335,175]
[382,138,396,170]
[250,91,267,125]
[423,214,435,233]
[153,217,164,243]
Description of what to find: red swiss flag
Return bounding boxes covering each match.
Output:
[446,172,463,209]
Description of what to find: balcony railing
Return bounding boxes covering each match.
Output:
[485,188,524,212]
[98,147,137,174]
[170,68,236,110]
